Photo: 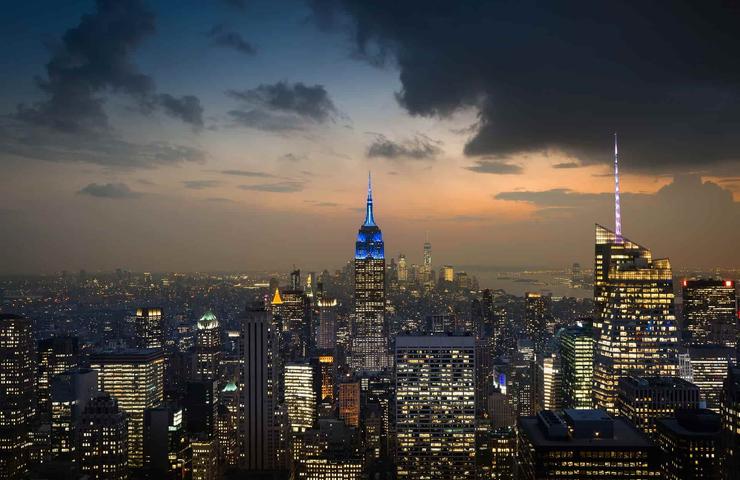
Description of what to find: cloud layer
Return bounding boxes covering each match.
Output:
[312,1,740,173]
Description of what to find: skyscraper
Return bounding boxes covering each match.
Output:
[316,298,338,350]
[0,314,35,479]
[284,362,319,433]
[524,292,552,353]
[559,321,594,409]
[134,308,164,350]
[195,311,221,381]
[239,303,279,471]
[592,136,679,413]
[397,254,408,283]
[617,376,700,438]
[90,348,165,468]
[422,233,432,286]
[656,409,722,480]
[681,344,736,411]
[37,336,79,422]
[50,368,98,460]
[720,366,740,477]
[683,279,737,347]
[395,335,476,479]
[352,174,388,372]
[78,393,128,480]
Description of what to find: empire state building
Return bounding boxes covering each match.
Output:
[351,174,389,372]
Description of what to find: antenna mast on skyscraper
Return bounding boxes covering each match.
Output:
[614,132,622,243]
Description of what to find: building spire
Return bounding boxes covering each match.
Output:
[364,172,376,226]
[614,132,622,243]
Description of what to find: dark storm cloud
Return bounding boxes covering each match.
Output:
[311,1,740,173]
[238,181,304,193]
[366,134,441,160]
[78,182,141,198]
[553,162,580,169]
[183,180,221,189]
[495,189,609,206]
[157,94,204,129]
[13,0,203,133]
[227,82,338,131]
[208,25,256,55]
[466,159,523,175]
[221,169,275,177]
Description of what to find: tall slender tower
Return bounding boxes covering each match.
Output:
[613,132,622,242]
[422,232,432,285]
[593,136,678,412]
[351,173,388,372]
[240,303,279,471]
[195,311,221,380]
[0,314,35,479]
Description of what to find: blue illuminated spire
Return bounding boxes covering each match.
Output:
[364,171,376,226]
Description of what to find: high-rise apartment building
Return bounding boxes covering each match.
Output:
[78,393,128,480]
[352,175,388,372]
[90,348,165,468]
[0,314,35,480]
[617,376,700,438]
[134,308,164,350]
[683,279,737,347]
[559,321,594,409]
[191,435,218,480]
[536,353,563,411]
[195,311,221,381]
[395,335,476,479]
[239,303,279,471]
[593,224,679,412]
[517,409,660,478]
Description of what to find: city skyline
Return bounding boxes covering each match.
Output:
[1,1,740,274]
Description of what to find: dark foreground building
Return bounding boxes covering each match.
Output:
[516,409,660,479]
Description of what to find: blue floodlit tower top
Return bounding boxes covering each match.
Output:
[355,173,384,260]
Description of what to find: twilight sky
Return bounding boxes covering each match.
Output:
[1,0,739,274]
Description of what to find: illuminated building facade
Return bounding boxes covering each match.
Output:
[37,336,79,422]
[683,279,737,347]
[559,321,594,409]
[681,345,736,411]
[397,254,408,283]
[593,224,679,412]
[316,298,338,350]
[135,308,164,349]
[442,265,454,283]
[421,234,432,285]
[90,348,165,468]
[78,393,128,480]
[721,367,740,477]
[50,368,98,460]
[352,175,388,372]
[195,311,221,381]
[315,355,334,402]
[191,436,218,480]
[239,303,279,471]
[656,409,721,480]
[524,292,552,353]
[338,381,360,428]
[617,376,700,438]
[395,335,476,479]
[285,362,318,432]
[0,314,35,479]
[516,409,661,478]
[537,353,563,411]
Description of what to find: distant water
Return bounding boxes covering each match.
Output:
[463,267,593,298]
